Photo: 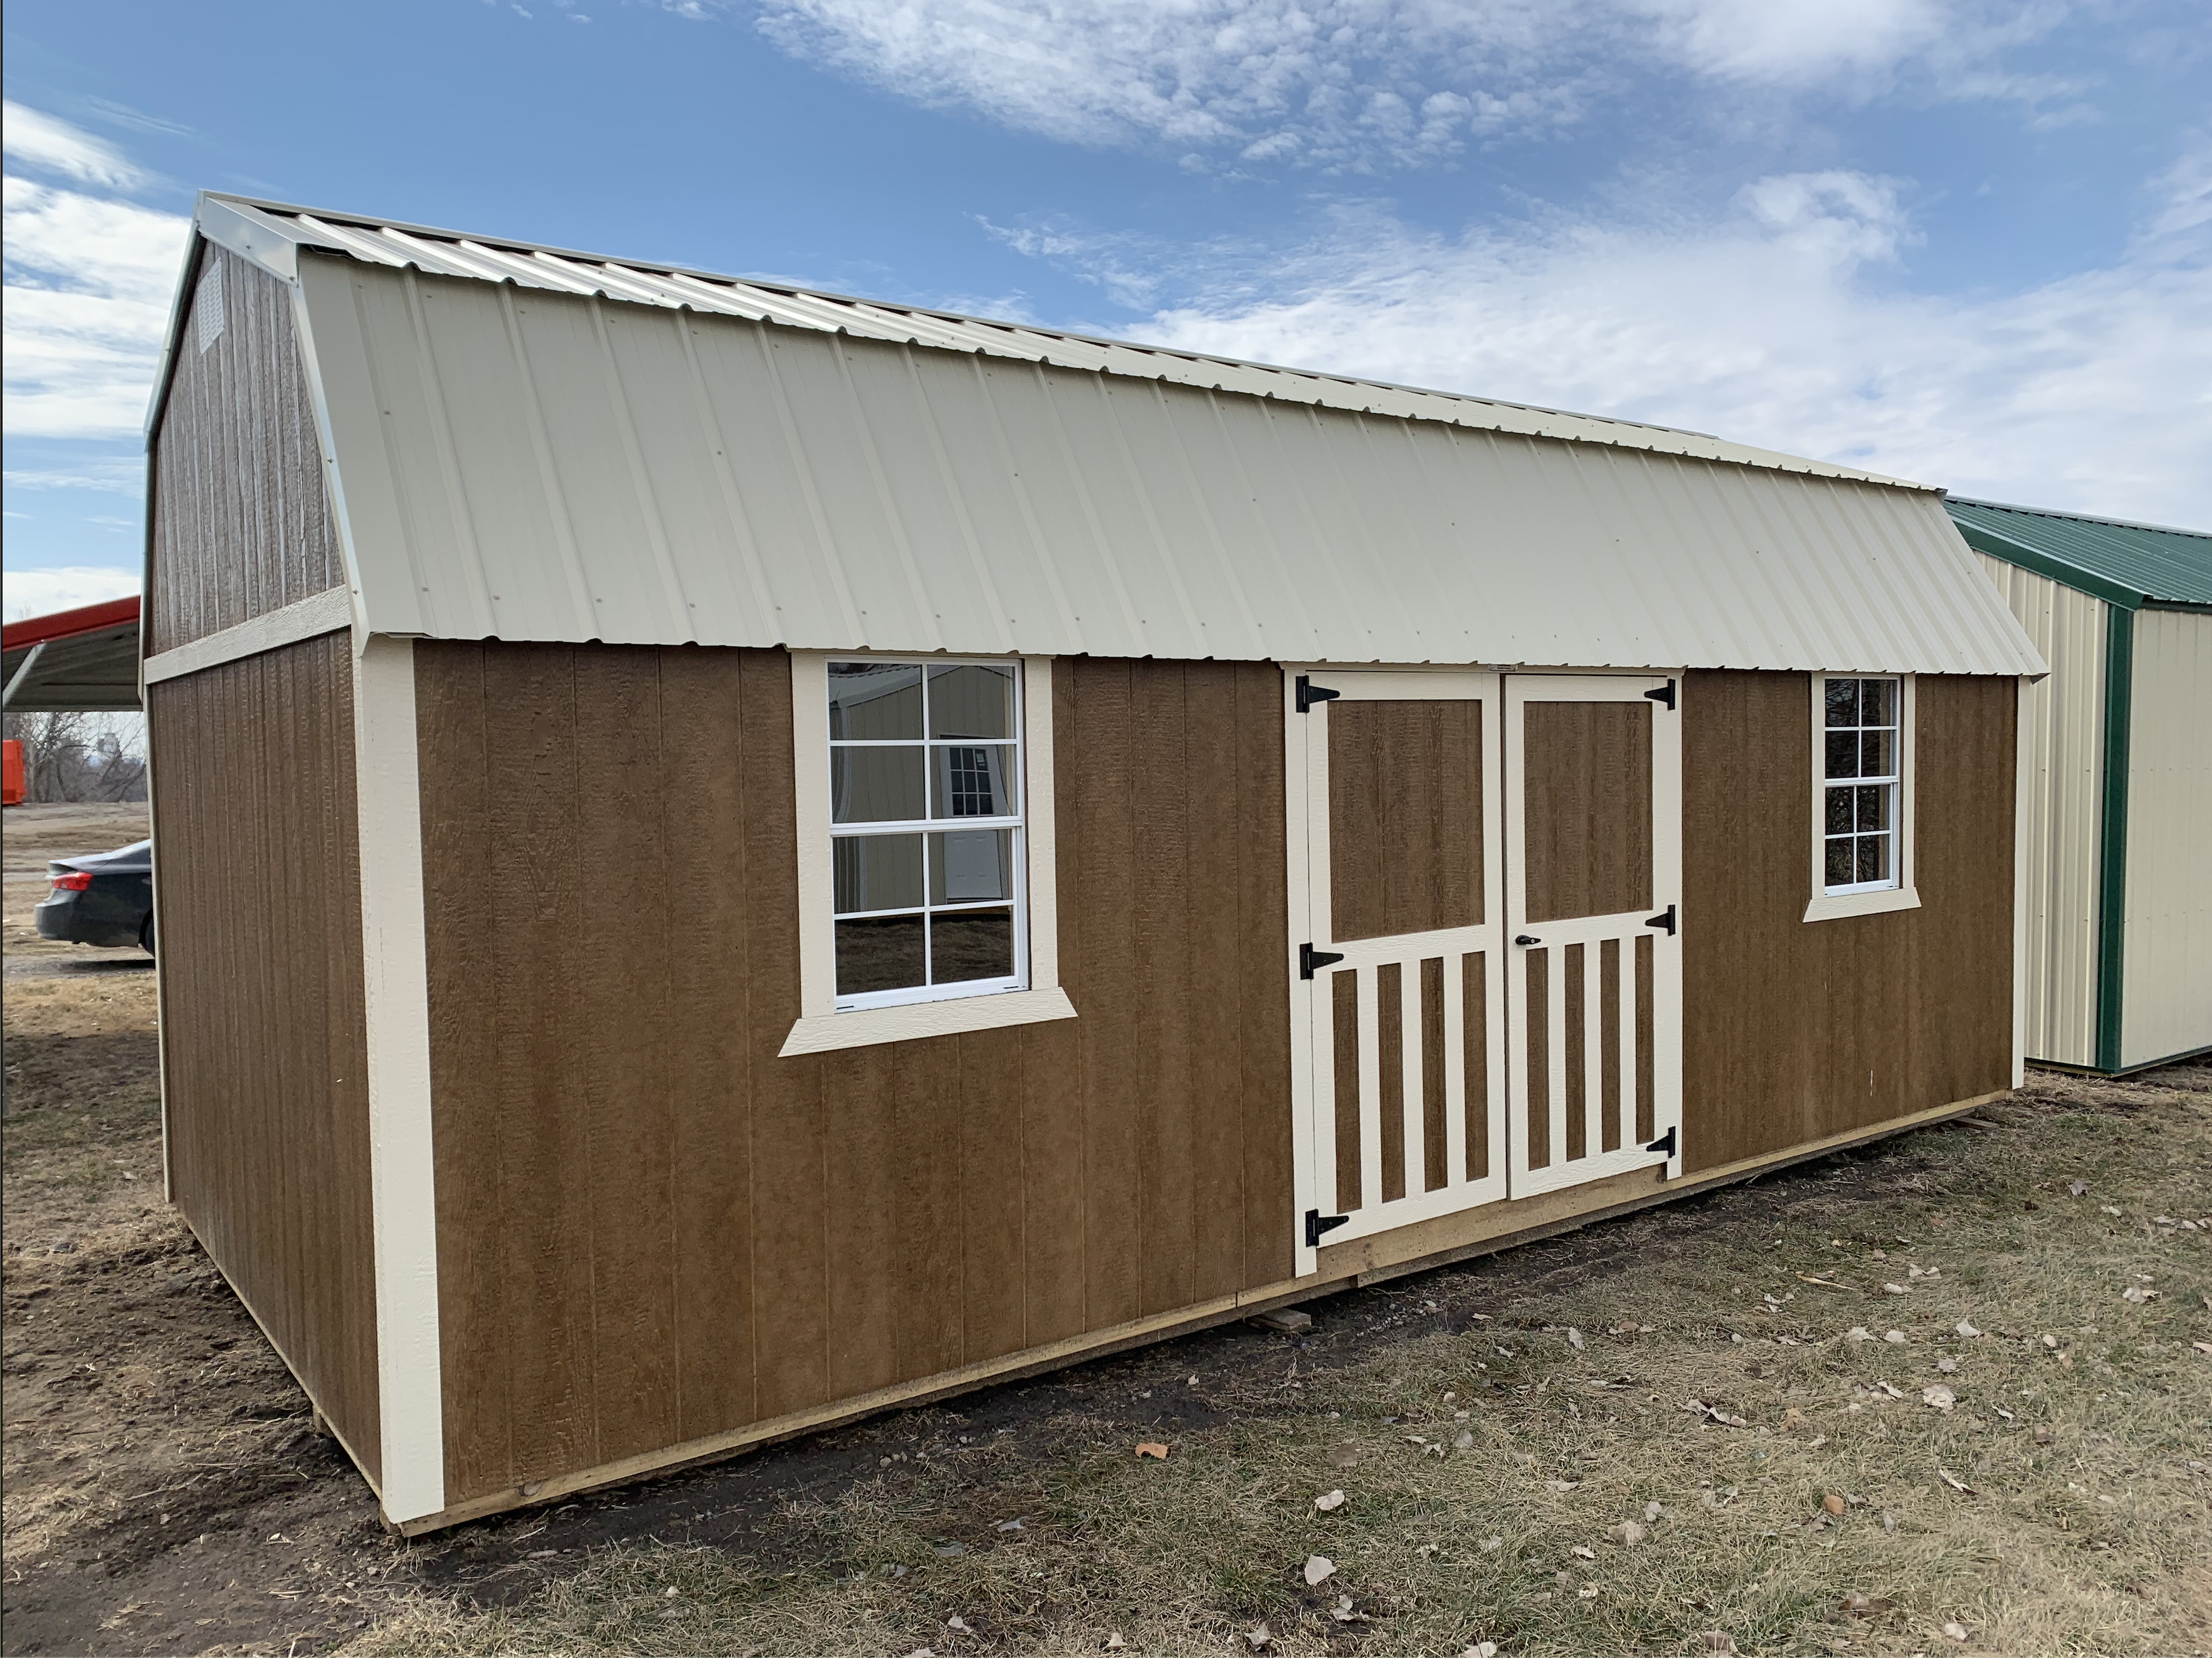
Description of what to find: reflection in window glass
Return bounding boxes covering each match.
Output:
[1821,676,1902,895]
[828,660,1026,1006]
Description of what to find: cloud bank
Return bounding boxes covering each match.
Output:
[1107,155,2210,522]
[732,0,2075,168]
[3,102,191,440]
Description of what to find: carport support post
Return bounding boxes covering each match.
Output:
[352,633,446,1523]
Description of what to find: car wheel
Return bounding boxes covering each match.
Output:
[140,914,155,959]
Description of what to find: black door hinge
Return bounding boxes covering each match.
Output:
[1305,1208,1351,1249]
[1644,903,1677,935]
[1295,675,1341,714]
[1643,679,1677,710]
[1645,1125,1677,1159]
[1300,942,1346,979]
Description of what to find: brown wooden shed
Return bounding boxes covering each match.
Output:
[140,194,2048,1533]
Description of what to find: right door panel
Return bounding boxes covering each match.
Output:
[1504,675,1684,1194]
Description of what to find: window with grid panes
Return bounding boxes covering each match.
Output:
[826,660,1026,1008]
[1821,676,1902,894]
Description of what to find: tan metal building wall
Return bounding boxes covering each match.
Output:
[2121,608,2212,1067]
[1979,553,2106,1067]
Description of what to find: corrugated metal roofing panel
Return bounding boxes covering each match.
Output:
[192,191,1937,490]
[292,255,2044,675]
[1949,498,2212,608]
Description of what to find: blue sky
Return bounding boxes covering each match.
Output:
[5,0,2208,619]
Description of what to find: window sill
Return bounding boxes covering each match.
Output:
[1802,885,1922,924]
[780,986,1077,1057]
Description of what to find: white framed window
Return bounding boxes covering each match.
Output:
[782,653,1077,1055]
[1804,673,1922,923]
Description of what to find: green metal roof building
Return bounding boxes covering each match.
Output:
[1953,499,2212,1074]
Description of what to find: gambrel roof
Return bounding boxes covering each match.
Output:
[154,192,2046,676]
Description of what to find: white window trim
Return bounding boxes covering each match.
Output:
[781,652,1075,1056]
[1803,672,1923,924]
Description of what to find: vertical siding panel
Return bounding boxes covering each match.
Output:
[482,645,596,1485]
[958,1028,1028,1362]
[660,645,759,1440]
[573,647,680,1464]
[1076,659,1141,1330]
[737,649,830,1421]
[1236,662,1295,1288]
[419,642,510,1498]
[2121,610,2212,1064]
[822,1047,900,1398]
[1134,663,1196,1315]
[892,1040,964,1380]
[147,636,378,1486]
[1185,661,1246,1302]
[148,247,344,655]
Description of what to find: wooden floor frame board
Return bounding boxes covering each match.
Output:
[387,1087,2004,1534]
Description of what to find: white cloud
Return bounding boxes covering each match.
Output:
[1095,154,2210,524]
[2,565,141,623]
[3,174,191,438]
[3,459,144,494]
[1,101,149,191]
[725,0,2070,168]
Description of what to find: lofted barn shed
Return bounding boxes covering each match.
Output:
[1952,498,2211,1074]
[142,193,2046,1533]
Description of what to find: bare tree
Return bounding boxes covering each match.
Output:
[1,711,148,803]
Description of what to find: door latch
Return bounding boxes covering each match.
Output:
[1299,942,1346,979]
[1513,934,1542,946]
[1305,1208,1351,1248]
[1644,904,1676,935]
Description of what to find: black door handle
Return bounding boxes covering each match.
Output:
[1514,934,1541,946]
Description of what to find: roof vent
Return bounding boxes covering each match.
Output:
[195,260,226,354]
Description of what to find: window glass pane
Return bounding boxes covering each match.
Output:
[1860,678,1897,727]
[1825,679,1858,728]
[928,663,1014,739]
[1856,833,1890,885]
[1825,730,1858,781]
[828,662,923,741]
[833,832,924,913]
[831,746,926,823]
[1825,838,1856,887]
[1855,784,1890,833]
[932,907,1014,983]
[836,915,927,995]
[930,828,1014,904]
[1824,786,1854,836]
[1859,728,1895,779]
[932,745,1018,818]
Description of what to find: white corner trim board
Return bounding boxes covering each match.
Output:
[781,651,1075,1057]
[144,585,356,685]
[351,636,446,1523]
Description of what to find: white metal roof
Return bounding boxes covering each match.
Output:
[169,193,2046,675]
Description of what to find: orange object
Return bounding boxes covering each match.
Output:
[2,739,23,806]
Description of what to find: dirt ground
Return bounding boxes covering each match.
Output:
[3,809,2206,1655]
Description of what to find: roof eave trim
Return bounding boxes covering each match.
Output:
[1955,522,2150,611]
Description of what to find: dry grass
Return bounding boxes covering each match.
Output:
[346,1067,2204,1655]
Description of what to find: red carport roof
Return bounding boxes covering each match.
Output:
[2,596,142,713]
[2,595,140,652]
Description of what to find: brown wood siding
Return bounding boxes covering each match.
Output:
[418,647,1293,1507]
[1682,672,2014,1172]
[1328,700,1484,940]
[149,633,379,1480]
[148,245,345,655]
[1521,700,1653,922]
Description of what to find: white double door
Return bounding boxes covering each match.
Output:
[1286,669,1683,1272]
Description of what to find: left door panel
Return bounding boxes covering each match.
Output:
[1287,670,1508,1274]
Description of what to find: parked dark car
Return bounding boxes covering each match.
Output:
[34,839,154,956]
